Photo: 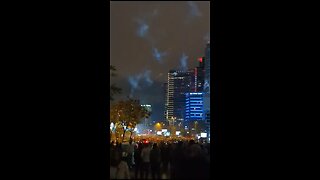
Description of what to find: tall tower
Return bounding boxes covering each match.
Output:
[165,70,192,126]
[203,42,211,140]
[164,82,168,122]
[195,57,205,92]
[203,43,210,116]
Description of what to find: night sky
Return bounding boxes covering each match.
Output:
[110,1,210,122]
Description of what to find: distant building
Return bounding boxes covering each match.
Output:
[141,104,152,112]
[141,104,152,128]
[203,42,211,138]
[163,82,168,121]
[203,42,210,113]
[195,57,206,92]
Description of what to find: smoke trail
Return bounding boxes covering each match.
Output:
[143,70,153,86]
[179,53,188,71]
[128,70,154,97]
[128,74,143,97]
[135,18,149,38]
[134,10,170,64]
[187,1,202,17]
[152,47,167,63]
[134,9,158,39]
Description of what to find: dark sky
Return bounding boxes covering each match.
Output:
[110,1,210,122]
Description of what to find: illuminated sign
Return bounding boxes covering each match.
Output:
[157,131,162,135]
[176,131,181,136]
[189,92,203,95]
[161,129,167,132]
[200,133,207,138]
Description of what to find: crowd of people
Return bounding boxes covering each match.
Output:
[110,139,210,179]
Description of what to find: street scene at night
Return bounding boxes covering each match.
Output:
[110,1,210,179]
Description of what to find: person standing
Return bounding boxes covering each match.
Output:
[127,140,135,169]
[150,143,161,179]
[110,149,131,179]
[110,148,121,179]
[160,142,170,175]
[116,155,131,179]
[141,143,151,179]
[134,143,142,179]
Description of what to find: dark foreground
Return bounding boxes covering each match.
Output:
[110,140,210,179]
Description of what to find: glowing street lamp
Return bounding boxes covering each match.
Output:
[155,122,162,131]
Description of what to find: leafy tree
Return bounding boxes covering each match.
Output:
[110,98,149,142]
[110,65,121,101]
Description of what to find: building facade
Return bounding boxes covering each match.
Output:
[141,104,152,129]
[164,70,193,125]
[185,92,204,121]
[203,42,211,139]
[194,57,205,92]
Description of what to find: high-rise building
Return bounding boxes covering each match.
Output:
[164,70,193,125]
[203,43,210,118]
[164,43,210,135]
[163,82,168,121]
[203,42,211,139]
[195,57,205,92]
[185,92,204,121]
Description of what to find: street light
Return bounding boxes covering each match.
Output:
[155,122,161,131]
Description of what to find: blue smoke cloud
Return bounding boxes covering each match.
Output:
[187,1,202,17]
[152,47,167,63]
[128,74,143,96]
[143,70,153,86]
[134,9,158,39]
[128,70,154,97]
[134,10,170,64]
[179,53,188,71]
[135,19,149,38]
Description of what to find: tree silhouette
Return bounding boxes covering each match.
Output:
[110,98,149,142]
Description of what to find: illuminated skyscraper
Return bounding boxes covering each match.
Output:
[164,70,192,125]
[195,57,205,92]
[203,42,211,139]
[185,92,204,121]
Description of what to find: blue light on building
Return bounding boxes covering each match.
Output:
[185,92,204,122]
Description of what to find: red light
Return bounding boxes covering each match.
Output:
[198,57,203,62]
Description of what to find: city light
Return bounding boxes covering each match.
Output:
[201,133,207,138]
[110,122,114,130]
